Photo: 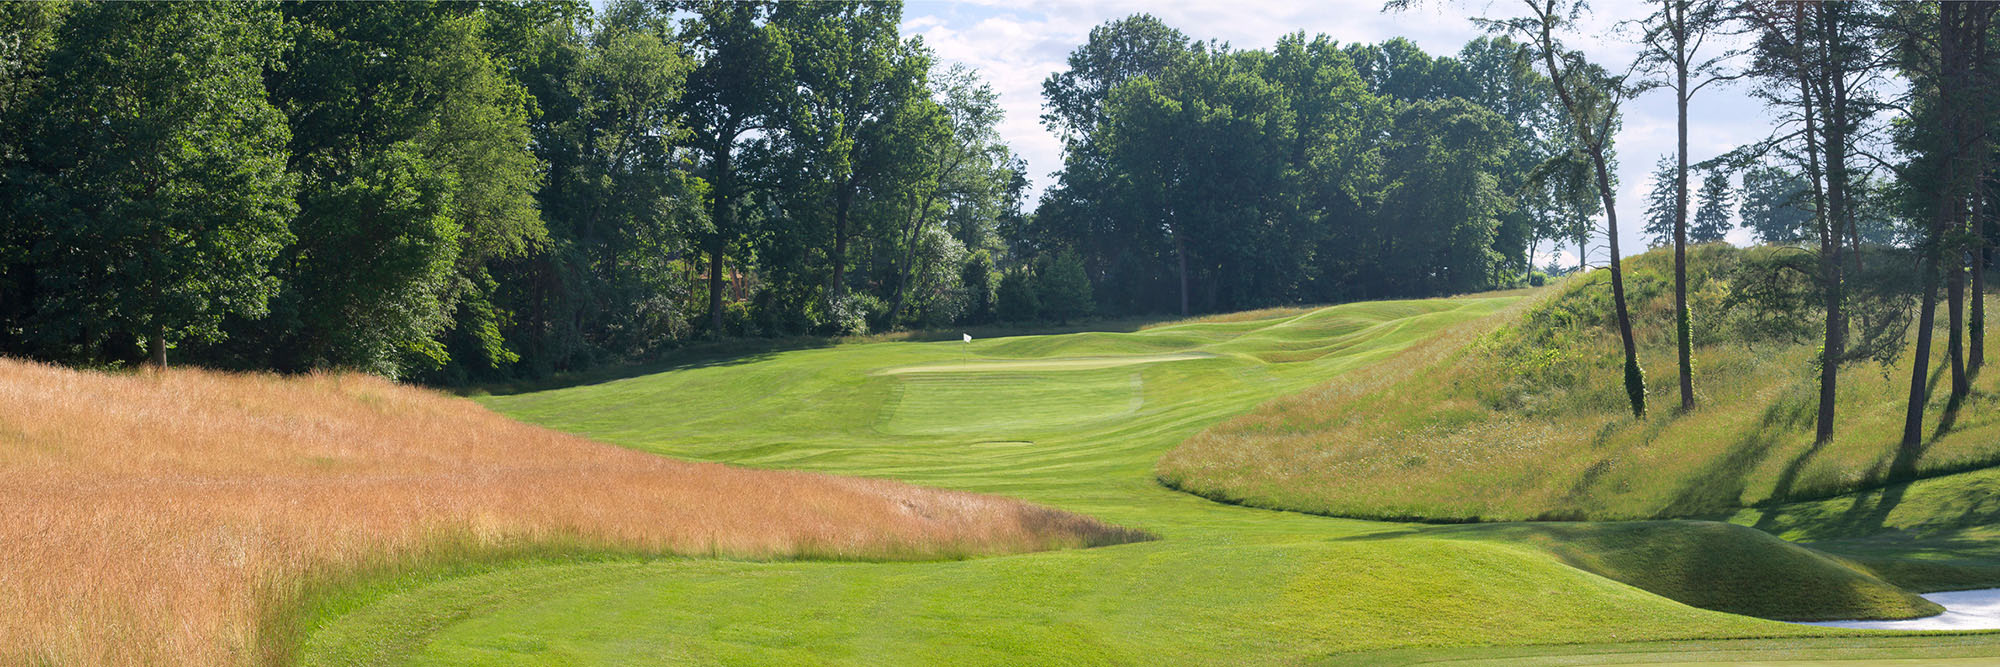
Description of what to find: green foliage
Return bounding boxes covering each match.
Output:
[1738,165,1815,245]
[959,250,999,324]
[1623,355,1648,418]
[1034,250,1095,324]
[8,1,295,365]
[995,269,1040,322]
[1692,169,1734,244]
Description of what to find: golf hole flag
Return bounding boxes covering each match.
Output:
[963,333,972,343]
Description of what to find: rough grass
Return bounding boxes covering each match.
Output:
[0,358,1143,665]
[1160,244,2000,522]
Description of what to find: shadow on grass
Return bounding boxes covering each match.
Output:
[1655,393,1814,519]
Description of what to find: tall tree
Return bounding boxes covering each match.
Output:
[1635,0,1734,412]
[1744,0,1883,444]
[267,2,545,377]
[774,0,927,317]
[13,2,295,368]
[668,0,790,336]
[1466,0,1649,417]
[885,64,1013,326]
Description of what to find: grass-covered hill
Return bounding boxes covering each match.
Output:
[1160,244,2000,522]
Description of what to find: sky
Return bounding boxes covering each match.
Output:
[900,0,1776,266]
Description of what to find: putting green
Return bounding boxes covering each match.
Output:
[876,350,1216,374]
[293,295,2000,665]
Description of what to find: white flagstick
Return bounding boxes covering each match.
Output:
[962,333,972,361]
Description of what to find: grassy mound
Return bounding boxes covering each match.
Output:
[1160,244,2000,522]
[0,358,1141,665]
[1418,521,1939,621]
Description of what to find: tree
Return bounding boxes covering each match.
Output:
[886,63,1012,326]
[1737,164,1814,244]
[1041,14,1191,144]
[266,2,546,377]
[13,2,294,368]
[1744,0,1885,444]
[996,269,1040,322]
[496,0,703,375]
[959,250,998,324]
[1887,1,2000,448]
[1634,0,1734,412]
[1644,156,1682,248]
[1035,250,1095,325]
[1690,169,1734,243]
[774,0,928,316]
[668,0,790,336]
[1466,0,1648,417]
[1376,98,1514,294]
[0,1,68,354]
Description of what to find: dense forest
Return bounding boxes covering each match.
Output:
[0,0,1989,402]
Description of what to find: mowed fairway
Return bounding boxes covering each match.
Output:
[302,295,2000,664]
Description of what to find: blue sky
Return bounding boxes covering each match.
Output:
[900,0,1781,265]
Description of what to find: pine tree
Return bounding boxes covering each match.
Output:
[1690,170,1734,243]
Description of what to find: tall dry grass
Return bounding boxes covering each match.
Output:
[0,358,1143,664]
[1159,245,2000,523]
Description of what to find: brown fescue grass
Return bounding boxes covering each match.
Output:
[0,358,1144,665]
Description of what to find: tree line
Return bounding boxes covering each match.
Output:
[1,0,1034,381]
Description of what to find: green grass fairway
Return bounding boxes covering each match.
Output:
[294,293,2000,664]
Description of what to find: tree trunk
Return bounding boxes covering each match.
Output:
[1812,2,1846,444]
[706,142,736,337]
[1175,232,1190,317]
[1533,13,1642,417]
[1975,244,1987,373]
[149,324,166,369]
[1951,250,1969,399]
[707,243,726,337]
[829,182,855,309]
[1904,241,1944,450]
[1593,151,1645,418]
[1673,48,1695,412]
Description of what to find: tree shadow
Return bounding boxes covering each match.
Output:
[1656,394,1812,518]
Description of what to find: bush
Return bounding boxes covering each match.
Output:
[827,292,888,336]
[1035,250,1094,324]
[724,300,757,337]
[996,269,1039,322]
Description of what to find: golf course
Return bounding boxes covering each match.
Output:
[269,264,2000,664]
[14,1,2000,663]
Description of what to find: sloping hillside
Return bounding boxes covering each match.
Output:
[1160,244,2000,522]
[0,359,1142,665]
